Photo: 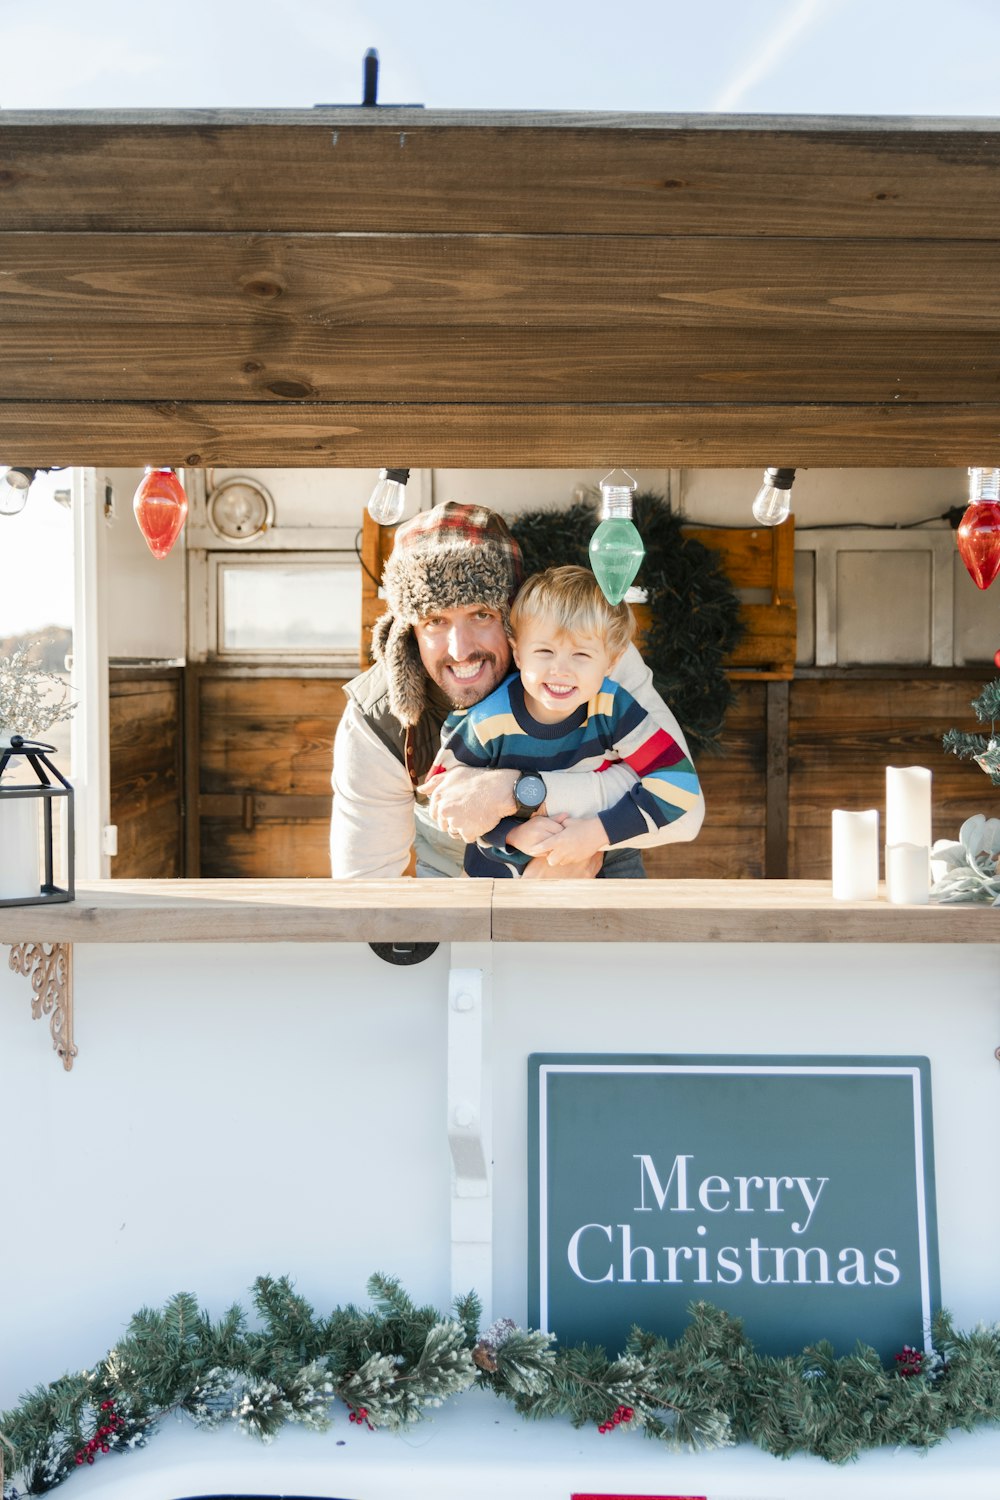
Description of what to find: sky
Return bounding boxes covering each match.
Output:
[2,0,999,636]
[1,0,1000,116]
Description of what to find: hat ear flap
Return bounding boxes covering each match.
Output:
[371,611,394,664]
[378,616,427,728]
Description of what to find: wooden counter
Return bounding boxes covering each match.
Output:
[0,878,996,943]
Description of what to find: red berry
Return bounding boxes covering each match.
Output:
[75,1455,84,1465]
[87,1456,95,1464]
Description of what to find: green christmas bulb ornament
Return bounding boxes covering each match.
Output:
[590,467,645,604]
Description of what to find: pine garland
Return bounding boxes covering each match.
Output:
[5,1278,1000,1496]
[510,493,744,752]
[943,677,1000,784]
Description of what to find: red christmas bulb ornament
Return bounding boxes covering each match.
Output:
[132,467,188,559]
[957,501,1000,590]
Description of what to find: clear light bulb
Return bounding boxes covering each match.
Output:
[751,467,796,527]
[0,467,32,517]
[589,467,645,605]
[968,466,1000,503]
[367,467,410,526]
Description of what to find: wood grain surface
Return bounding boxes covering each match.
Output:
[3,234,996,331]
[4,325,996,405]
[109,672,183,878]
[2,119,999,235]
[0,878,993,945]
[2,115,999,467]
[490,879,1000,942]
[0,880,493,943]
[5,400,1000,468]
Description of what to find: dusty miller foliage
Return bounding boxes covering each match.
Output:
[509,492,744,753]
[0,645,75,741]
[5,1282,1000,1497]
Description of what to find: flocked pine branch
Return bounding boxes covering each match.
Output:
[943,678,1000,785]
[8,1284,1000,1497]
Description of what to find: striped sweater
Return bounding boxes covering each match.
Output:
[430,672,701,877]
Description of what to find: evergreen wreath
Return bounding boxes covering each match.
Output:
[5,1275,1000,1496]
[510,493,744,753]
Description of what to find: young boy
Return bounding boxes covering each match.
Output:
[428,565,702,877]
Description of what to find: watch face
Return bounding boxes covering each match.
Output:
[515,773,546,810]
[207,478,275,542]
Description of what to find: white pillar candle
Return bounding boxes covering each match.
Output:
[0,796,40,901]
[831,809,879,900]
[885,766,932,848]
[886,842,930,905]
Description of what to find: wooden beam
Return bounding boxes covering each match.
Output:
[2,400,999,468]
[3,235,999,334]
[2,116,1000,235]
[6,325,998,404]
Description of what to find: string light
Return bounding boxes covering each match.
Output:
[751,467,796,527]
[0,468,39,517]
[589,468,644,604]
[956,467,1000,591]
[132,468,189,559]
[367,468,410,527]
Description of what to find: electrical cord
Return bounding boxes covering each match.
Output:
[688,506,967,532]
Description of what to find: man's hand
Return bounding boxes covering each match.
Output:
[542,816,608,868]
[418,766,518,843]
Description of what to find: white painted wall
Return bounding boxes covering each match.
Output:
[0,939,451,1411]
[100,465,980,665]
[2,937,998,1413]
[102,467,186,662]
[3,937,1000,1499]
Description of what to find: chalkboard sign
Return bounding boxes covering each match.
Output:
[528,1055,939,1360]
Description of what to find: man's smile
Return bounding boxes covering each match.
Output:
[446,659,490,683]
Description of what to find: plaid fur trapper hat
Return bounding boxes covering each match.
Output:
[372,502,524,727]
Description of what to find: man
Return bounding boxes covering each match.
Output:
[330,502,704,879]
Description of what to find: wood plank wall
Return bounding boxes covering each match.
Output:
[106,667,989,882]
[3,113,1000,466]
[108,669,183,877]
[194,673,347,878]
[787,675,989,879]
[652,674,991,882]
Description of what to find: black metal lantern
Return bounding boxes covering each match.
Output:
[0,735,74,906]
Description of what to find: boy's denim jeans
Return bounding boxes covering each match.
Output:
[415,848,647,879]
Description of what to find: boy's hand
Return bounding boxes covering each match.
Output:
[521,849,602,880]
[543,816,608,867]
[418,767,519,842]
[506,814,568,856]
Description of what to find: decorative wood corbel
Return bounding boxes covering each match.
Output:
[8,942,76,1070]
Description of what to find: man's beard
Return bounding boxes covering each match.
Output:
[430,651,507,708]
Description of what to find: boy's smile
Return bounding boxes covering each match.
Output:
[513,621,617,725]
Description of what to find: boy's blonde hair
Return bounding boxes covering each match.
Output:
[509,565,635,661]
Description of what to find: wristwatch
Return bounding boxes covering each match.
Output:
[513,772,546,821]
